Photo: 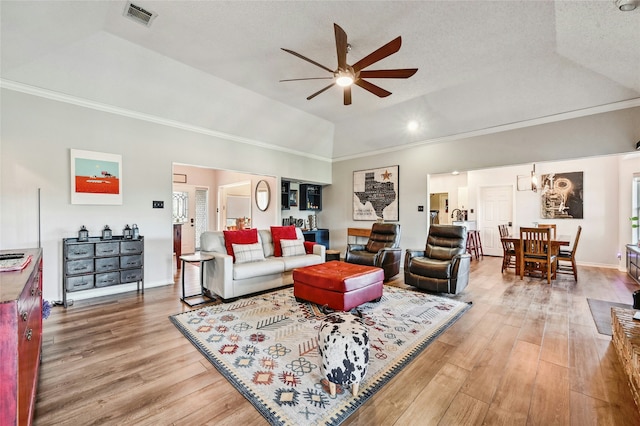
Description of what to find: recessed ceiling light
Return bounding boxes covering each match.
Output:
[616,0,638,11]
[452,170,460,175]
[407,121,419,131]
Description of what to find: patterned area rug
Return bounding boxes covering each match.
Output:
[587,298,632,336]
[170,286,471,425]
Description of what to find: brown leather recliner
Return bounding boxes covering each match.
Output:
[404,224,471,294]
[345,223,401,281]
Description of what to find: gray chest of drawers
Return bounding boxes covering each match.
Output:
[62,236,144,308]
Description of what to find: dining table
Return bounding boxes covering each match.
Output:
[501,234,571,276]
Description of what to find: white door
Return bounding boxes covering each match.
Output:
[478,185,513,256]
[173,184,197,254]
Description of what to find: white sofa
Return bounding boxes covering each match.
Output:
[200,228,325,300]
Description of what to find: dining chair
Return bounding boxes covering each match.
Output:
[520,227,557,284]
[500,237,516,273]
[498,224,509,238]
[537,224,556,239]
[557,226,582,281]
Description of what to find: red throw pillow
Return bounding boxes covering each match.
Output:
[223,229,258,261]
[303,241,315,254]
[270,226,297,257]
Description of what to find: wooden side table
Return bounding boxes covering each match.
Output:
[326,249,341,262]
[180,253,215,307]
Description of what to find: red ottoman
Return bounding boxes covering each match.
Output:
[293,261,384,311]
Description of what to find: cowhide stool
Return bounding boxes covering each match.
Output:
[318,312,370,397]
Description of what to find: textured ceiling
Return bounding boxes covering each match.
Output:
[1,1,639,159]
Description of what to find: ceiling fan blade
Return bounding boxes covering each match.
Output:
[307,83,336,100]
[281,48,334,73]
[280,77,334,82]
[359,69,418,79]
[334,23,348,70]
[352,36,402,72]
[343,86,352,105]
[355,79,391,98]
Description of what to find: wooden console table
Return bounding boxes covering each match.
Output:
[612,307,640,410]
[347,228,371,238]
[347,227,371,245]
[173,223,182,270]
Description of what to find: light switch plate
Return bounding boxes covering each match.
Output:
[152,201,164,208]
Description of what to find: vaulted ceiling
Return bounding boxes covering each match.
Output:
[2,1,639,160]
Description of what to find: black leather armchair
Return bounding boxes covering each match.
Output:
[345,223,401,281]
[404,225,471,294]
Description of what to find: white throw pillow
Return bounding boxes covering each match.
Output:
[280,239,306,257]
[232,243,265,264]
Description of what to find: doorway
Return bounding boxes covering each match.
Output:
[173,183,209,254]
[478,185,513,256]
[429,193,448,225]
[218,181,251,230]
[633,174,640,245]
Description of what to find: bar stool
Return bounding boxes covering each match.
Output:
[466,231,478,260]
[474,230,484,259]
[466,230,484,261]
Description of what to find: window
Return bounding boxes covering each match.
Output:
[195,188,208,250]
[172,191,188,223]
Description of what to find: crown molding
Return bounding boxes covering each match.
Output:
[3,78,637,165]
[0,79,332,163]
[332,98,640,162]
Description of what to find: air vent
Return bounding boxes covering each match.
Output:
[123,2,157,27]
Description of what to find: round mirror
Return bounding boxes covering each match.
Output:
[255,180,270,211]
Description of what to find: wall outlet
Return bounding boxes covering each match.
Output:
[152,201,164,208]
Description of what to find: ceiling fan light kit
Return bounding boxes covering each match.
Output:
[335,70,355,87]
[281,23,418,105]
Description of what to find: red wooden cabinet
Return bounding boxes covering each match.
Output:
[0,248,43,426]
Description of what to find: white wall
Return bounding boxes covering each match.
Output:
[464,156,622,267]
[0,89,331,302]
[324,108,640,269]
[2,88,638,305]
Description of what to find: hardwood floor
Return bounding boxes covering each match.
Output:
[35,257,640,425]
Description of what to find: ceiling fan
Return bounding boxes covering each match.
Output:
[280,23,418,105]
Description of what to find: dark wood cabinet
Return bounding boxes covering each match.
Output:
[62,236,144,308]
[0,248,42,426]
[281,180,291,210]
[302,229,329,249]
[628,245,640,285]
[300,184,322,211]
